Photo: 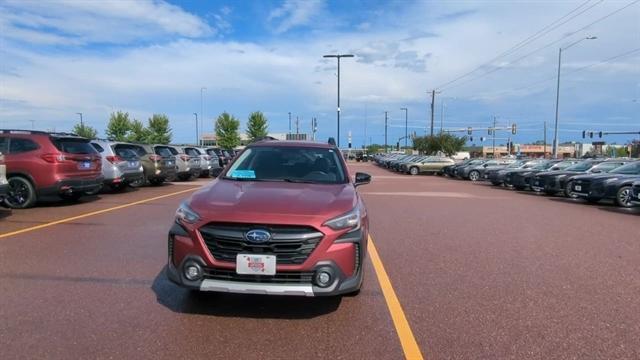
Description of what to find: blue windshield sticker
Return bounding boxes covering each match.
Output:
[230,170,256,179]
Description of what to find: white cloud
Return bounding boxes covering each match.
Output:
[268,0,325,34]
[0,0,212,45]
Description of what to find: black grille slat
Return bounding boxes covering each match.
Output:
[203,268,314,283]
[199,223,323,265]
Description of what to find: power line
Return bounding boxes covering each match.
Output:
[436,0,600,90]
[439,0,640,92]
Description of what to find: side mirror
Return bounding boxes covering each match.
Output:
[483,164,488,167]
[591,169,601,173]
[354,172,371,187]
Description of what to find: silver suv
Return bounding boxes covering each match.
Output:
[0,151,8,201]
[188,146,221,177]
[156,145,201,181]
[90,140,144,191]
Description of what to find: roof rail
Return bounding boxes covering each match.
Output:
[0,129,80,137]
[254,136,278,142]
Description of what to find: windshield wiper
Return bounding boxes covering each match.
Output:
[282,178,317,184]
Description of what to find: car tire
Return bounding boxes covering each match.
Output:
[564,181,577,198]
[4,176,37,209]
[543,189,556,196]
[616,186,634,208]
[469,170,480,181]
[586,196,601,204]
[490,181,501,186]
[409,167,419,176]
[109,183,125,192]
[514,185,526,191]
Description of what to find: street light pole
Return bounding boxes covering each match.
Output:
[552,36,596,158]
[200,87,206,147]
[384,111,388,153]
[288,112,292,133]
[400,107,408,148]
[193,113,198,145]
[323,54,354,147]
[76,112,83,127]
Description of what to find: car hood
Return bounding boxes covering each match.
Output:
[188,179,357,224]
[536,170,579,178]
[571,173,640,182]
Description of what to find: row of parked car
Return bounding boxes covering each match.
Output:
[372,152,640,208]
[441,157,640,208]
[0,130,237,209]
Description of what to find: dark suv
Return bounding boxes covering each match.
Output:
[0,130,103,208]
[167,140,371,296]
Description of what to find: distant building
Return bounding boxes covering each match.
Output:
[200,132,291,148]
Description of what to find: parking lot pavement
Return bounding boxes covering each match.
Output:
[0,177,403,360]
[2,164,639,359]
[357,162,640,359]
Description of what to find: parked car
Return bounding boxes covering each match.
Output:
[90,139,144,191]
[159,145,201,181]
[440,158,473,177]
[462,158,515,181]
[531,159,630,196]
[485,159,541,185]
[631,180,640,206]
[112,143,176,185]
[503,159,566,190]
[205,147,229,168]
[0,130,103,208]
[0,151,8,201]
[167,139,371,297]
[195,147,222,177]
[186,146,220,177]
[570,161,640,207]
[401,156,455,175]
[454,159,488,178]
[390,155,423,172]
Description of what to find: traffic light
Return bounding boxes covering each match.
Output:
[511,123,517,135]
[598,131,603,138]
[396,142,400,151]
[582,130,586,139]
[480,137,486,142]
[589,132,593,138]
[467,127,472,135]
[469,136,473,142]
[488,128,492,135]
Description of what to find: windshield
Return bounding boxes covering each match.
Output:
[565,160,597,172]
[591,162,625,173]
[225,146,347,184]
[154,146,173,158]
[609,161,640,175]
[506,160,527,168]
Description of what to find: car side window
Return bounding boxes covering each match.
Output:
[0,137,7,153]
[91,143,105,153]
[9,138,39,153]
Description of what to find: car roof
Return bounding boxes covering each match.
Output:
[248,140,336,149]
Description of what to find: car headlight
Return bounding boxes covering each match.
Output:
[175,202,200,224]
[324,207,360,231]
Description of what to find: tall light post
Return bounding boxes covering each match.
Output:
[76,112,83,127]
[193,113,198,145]
[323,53,354,147]
[440,97,456,133]
[400,107,408,148]
[200,87,207,146]
[552,36,596,158]
[288,112,292,133]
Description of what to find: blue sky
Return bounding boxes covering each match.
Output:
[0,0,638,148]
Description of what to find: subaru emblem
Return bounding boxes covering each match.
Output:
[244,229,271,244]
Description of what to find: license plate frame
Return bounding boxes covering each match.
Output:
[574,185,582,191]
[236,254,276,276]
[79,161,91,169]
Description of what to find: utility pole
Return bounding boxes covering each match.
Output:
[492,116,497,158]
[296,116,299,134]
[384,111,388,153]
[323,54,354,147]
[400,107,408,148]
[200,87,206,147]
[193,113,198,145]
[552,48,562,159]
[288,112,292,133]
[543,121,547,159]
[311,118,317,141]
[430,90,436,136]
[76,112,83,127]
[29,120,35,130]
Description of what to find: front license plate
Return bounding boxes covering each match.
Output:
[574,185,582,191]
[236,254,276,275]
[79,161,91,169]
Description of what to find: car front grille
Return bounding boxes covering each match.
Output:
[199,223,324,265]
[202,267,314,283]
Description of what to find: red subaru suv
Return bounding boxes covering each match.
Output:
[167,140,371,296]
[0,130,103,208]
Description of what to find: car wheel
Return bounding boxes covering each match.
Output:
[84,187,102,196]
[109,183,125,192]
[586,196,601,204]
[564,181,577,198]
[616,186,634,208]
[149,178,164,186]
[469,170,480,181]
[514,185,526,191]
[409,167,419,176]
[4,176,37,209]
[543,189,556,196]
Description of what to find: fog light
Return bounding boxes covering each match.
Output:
[184,264,202,281]
[315,270,332,287]
[155,169,162,175]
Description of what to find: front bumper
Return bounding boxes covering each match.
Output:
[167,222,366,297]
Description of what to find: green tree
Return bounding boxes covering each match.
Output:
[127,119,150,143]
[604,145,628,158]
[414,133,466,156]
[246,111,269,142]
[72,123,98,139]
[106,111,131,141]
[215,112,240,149]
[146,114,172,144]
[366,144,382,154]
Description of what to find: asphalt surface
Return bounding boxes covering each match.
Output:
[1,163,639,359]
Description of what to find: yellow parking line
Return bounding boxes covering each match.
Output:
[0,188,198,239]
[369,235,425,360]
